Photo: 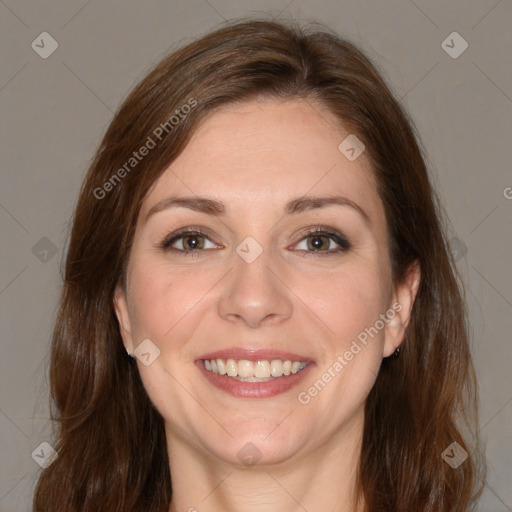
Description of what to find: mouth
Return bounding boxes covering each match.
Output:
[195,349,315,399]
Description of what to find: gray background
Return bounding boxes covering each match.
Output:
[1,1,511,510]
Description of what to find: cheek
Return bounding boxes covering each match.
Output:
[298,269,387,418]
[126,256,206,345]
[299,262,390,352]
[321,266,390,396]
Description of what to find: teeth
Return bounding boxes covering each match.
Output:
[291,361,302,374]
[270,359,283,377]
[255,360,271,378]
[225,359,237,377]
[203,358,308,379]
[237,360,254,378]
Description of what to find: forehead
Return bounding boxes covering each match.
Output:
[141,98,382,222]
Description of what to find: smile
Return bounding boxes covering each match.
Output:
[203,358,308,380]
[196,358,315,399]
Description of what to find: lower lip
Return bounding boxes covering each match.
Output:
[195,360,315,399]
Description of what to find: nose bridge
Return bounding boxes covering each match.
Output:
[217,235,293,328]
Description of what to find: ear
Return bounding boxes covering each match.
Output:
[113,283,134,354]
[383,260,421,358]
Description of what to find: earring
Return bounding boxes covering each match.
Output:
[392,346,400,358]
[125,349,136,365]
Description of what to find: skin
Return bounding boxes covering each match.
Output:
[114,98,420,512]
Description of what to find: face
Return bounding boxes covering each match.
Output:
[114,98,418,468]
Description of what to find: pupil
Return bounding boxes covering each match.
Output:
[186,235,200,249]
[310,236,325,250]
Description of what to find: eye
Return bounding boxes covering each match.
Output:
[159,228,221,255]
[158,226,351,257]
[292,227,351,255]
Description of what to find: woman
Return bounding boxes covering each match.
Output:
[33,18,485,512]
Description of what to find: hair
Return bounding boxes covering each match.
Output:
[33,17,485,512]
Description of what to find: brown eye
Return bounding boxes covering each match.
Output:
[293,229,351,254]
[180,234,205,250]
[306,234,332,251]
[159,229,220,255]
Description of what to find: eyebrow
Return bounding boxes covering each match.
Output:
[144,194,371,225]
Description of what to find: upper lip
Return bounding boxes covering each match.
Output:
[197,348,314,362]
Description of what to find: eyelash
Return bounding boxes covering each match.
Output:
[158,226,351,258]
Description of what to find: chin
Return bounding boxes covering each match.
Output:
[203,421,309,468]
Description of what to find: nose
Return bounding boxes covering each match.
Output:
[217,248,293,329]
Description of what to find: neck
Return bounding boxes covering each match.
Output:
[167,408,365,512]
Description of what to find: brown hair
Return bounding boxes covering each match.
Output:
[33,17,485,511]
